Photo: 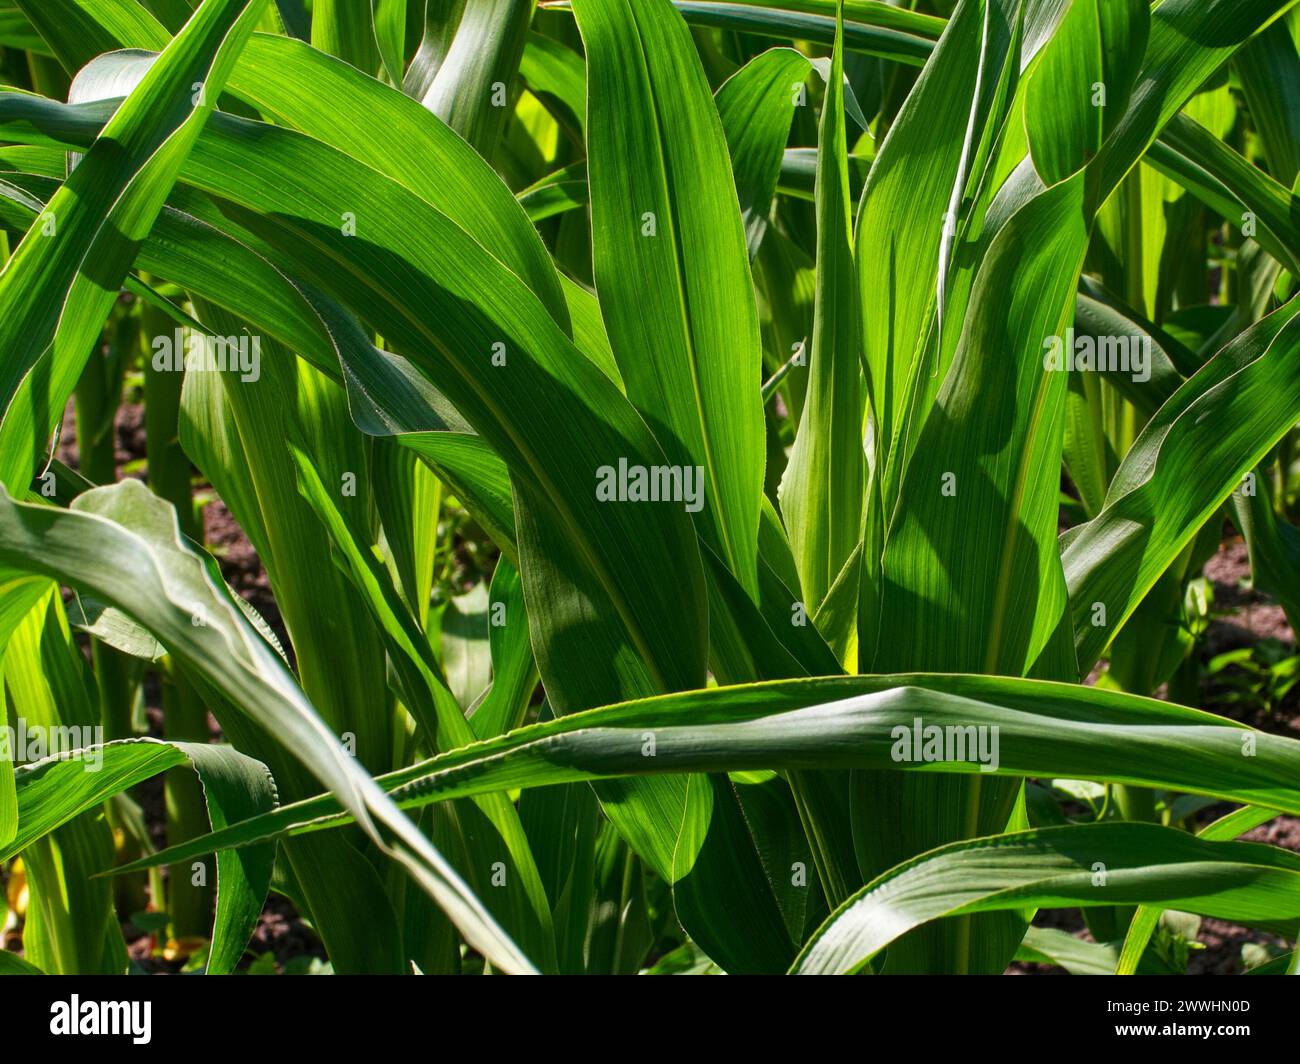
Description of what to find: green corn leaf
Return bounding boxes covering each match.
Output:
[116,674,1300,872]
[0,479,535,973]
[401,0,463,100]
[1065,297,1300,674]
[17,25,572,332]
[0,0,267,495]
[794,823,1300,974]
[220,31,570,330]
[1235,19,1300,184]
[518,29,586,140]
[311,0,380,74]
[517,161,589,222]
[779,4,864,625]
[666,1,934,65]
[0,573,50,846]
[287,441,558,971]
[0,87,711,707]
[1146,112,1300,276]
[372,0,408,84]
[1093,0,1300,206]
[715,46,810,258]
[178,303,395,778]
[0,950,45,974]
[5,738,275,975]
[469,558,539,739]
[413,0,532,158]
[10,0,171,72]
[574,0,765,594]
[1,584,124,973]
[856,0,1018,466]
[1115,805,1280,975]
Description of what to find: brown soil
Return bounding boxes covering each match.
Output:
[1203,539,1296,655]
[1200,536,1299,734]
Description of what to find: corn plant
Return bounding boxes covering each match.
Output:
[1,0,1300,977]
